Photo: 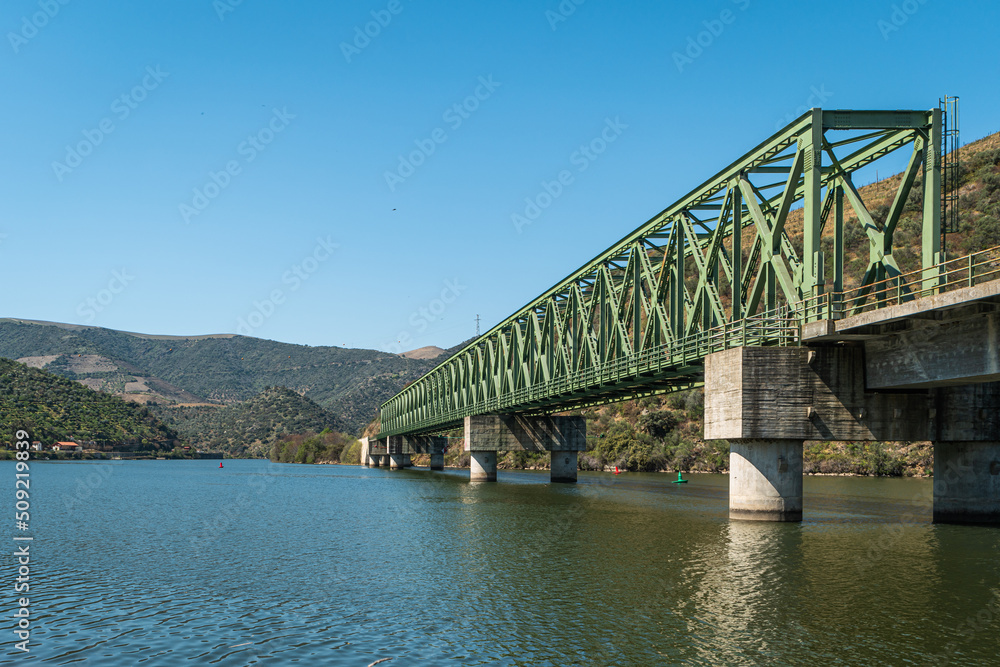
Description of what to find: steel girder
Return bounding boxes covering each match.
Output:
[378,109,942,438]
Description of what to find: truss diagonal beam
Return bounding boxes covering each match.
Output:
[378,108,942,438]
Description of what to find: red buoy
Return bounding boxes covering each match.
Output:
[219,462,224,468]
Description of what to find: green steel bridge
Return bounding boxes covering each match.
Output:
[377,107,998,440]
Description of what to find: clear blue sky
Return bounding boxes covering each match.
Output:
[2,0,998,351]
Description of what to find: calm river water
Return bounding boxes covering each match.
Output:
[3,460,1000,665]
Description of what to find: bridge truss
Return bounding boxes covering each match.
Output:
[379,109,944,438]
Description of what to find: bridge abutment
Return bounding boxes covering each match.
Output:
[430,452,445,470]
[729,439,804,522]
[464,415,586,483]
[359,437,370,466]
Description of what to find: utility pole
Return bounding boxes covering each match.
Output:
[475,314,481,337]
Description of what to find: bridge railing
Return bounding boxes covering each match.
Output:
[379,305,799,436]
[797,245,1000,322]
[381,247,1000,438]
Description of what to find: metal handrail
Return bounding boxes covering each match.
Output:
[380,246,1000,437]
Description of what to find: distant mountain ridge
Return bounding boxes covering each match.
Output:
[0,319,469,434]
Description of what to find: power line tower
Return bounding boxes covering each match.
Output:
[940,95,961,258]
[475,314,481,337]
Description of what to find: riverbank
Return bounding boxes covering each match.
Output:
[0,450,226,461]
[397,439,935,478]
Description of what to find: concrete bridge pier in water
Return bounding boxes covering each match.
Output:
[705,292,1000,525]
[360,435,445,471]
[463,415,586,483]
[362,416,586,483]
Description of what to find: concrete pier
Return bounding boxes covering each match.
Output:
[933,441,1000,525]
[729,439,803,522]
[550,451,579,483]
[389,453,405,469]
[370,455,381,467]
[429,452,445,470]
[470,451,497,482]
[463,414,586,483]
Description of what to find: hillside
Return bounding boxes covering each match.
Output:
[0,321,468,434]
[775,131,1000,293]
[0,358,178,447]
[152,387,345,457]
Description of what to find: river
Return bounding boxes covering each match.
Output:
[2,460,999,665]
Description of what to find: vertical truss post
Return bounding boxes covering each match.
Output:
[632,243,642,354]
[802,109,824,319]
[922,107,942,293]
[731,182,742,321]
[834,184,844,315]
[672,230,685,334]
[766,262,776,312]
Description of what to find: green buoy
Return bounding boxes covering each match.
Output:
[672,471,688,484]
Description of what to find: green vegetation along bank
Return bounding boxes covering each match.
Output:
[0,358,177,448]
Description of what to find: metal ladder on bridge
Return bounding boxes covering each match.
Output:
[940,95,960,259]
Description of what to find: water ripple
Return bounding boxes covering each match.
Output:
[2,462,1000,664]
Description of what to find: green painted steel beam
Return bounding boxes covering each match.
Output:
[377,108,943,439]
